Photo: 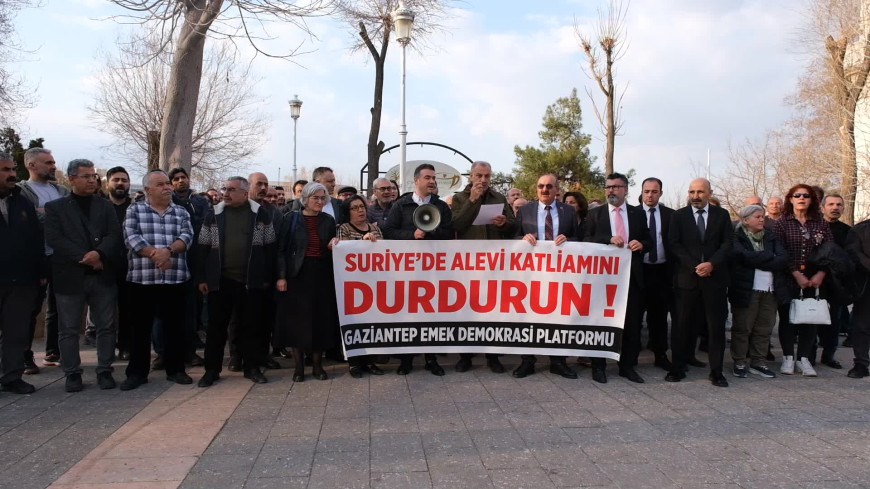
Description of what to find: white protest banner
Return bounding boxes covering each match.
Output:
[333,240,631,360]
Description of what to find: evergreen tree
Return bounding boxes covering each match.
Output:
[0,127,44,181]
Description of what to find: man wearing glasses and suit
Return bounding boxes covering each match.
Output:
[512,173,582,379]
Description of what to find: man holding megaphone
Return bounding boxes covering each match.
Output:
[383,163,454,375]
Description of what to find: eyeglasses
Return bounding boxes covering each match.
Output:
[537,184,555,189]
[309,195,328,201]
[73,174,99,180]
[349,204,367,212]
[375,186,393,192]
[791,193,812,199]
[221,187,244,193]
[604,185,627,190]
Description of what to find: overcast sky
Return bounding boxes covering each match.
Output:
[12,0,809,203]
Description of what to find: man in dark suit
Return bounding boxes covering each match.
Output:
[383,163,454,376]
[666,178,733,387]
[44,159,122,392]
[583,173,651,384]
[512,173,581,379]
[639,177,675,370]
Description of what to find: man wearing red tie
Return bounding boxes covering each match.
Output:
[583,173,651,383]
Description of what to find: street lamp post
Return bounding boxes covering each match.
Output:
[392,2,415,193]
[288,94,303,184]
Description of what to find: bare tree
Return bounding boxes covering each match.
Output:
[575,0,629,176]
[0,0,40,125]
[107,0,335,173]
[88,31,268,185]
[340,0,449,195]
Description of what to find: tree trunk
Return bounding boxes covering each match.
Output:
[361,22,389,196]
[147,130,160,171]
[159,0,222,172]
[604,57,615,176]
[839,116,858,225]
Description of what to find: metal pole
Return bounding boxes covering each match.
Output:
[399,40,408,193]
[292,118,298,184]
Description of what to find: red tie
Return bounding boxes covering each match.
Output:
[544,205,553,240]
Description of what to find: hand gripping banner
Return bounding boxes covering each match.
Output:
[333,240,631,360]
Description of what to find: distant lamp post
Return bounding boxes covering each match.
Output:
[288,94,303,183]
[392,2,415,193]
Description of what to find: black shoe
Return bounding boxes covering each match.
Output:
[119,376,148,391]
[842,337,853,348]
[198,370,220,387]
[272,347,291,359]
[186,353,204,367]
[349,366,363,378]
[665,370,686,382]
[228,355,242,372]
[244,368,267,384]
[512,362,535,378]
[425,360,445,376]
[150,355,165,371]
[847,366,868,378]
[732,364,748,378]
[118,350,130,361]
[292,369,304,382]
[487,358,506,374]
[166,372,193,385]
[262,358,282,370]
[396,361,412,375]
[618,368,644,383]
[0,379,35,394]
[455,357,472,372]
[709,372,729,387]
[97,372,116,390]
[65,373,84,393]
[821,358,843,369]
[312,367,329,381]
[365,363,385,376]
[550,362,578,379]
[592,367,607,384]
[654,355,672,371]
[687,358,706,368]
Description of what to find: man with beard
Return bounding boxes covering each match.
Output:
[17,148,67,373]
[818,194,851,368]
[383,163,454,376]
[45,159,122,392]
[120,170,194,391]
[667,178,733,387]
[583,173,650,384]
[0,153,45,394]
[266,187,279,205]
[367,177,397,228]
[275,186,286,206]
[105,167,134,360]
[206,189,221,206]
[450,161,514,374]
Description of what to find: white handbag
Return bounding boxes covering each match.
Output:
[789,289,831,325]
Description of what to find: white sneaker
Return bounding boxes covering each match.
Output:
[780,355,795,375]
[797,357,817,377]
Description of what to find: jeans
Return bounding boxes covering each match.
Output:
[0,284,37,383]
[55,276,117,376]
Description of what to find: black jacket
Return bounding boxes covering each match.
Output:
[44,194,122,294]
[729,226,791,307]
[277,211,336,279]
[196,200,277,291]
[382,193,454,240]
[583,203,652,288]
[846,220,870,301]
[0,186,45,285]
[669,204,733,289]
[809,241,856,305]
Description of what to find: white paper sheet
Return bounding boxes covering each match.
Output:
[471,204,504,225]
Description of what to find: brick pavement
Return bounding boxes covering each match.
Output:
[1,342,868,489]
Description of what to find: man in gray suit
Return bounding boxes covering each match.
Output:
[44,159,122,392]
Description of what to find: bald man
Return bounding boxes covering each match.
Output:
[667,178,733,387]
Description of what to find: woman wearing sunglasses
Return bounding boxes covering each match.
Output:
[772,184,833,377]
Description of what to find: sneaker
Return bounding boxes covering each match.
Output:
[780,355,794,375]
[43,352,60,367]
[23,352,39,375]
[748,364,777,378]
[732,363,747,378]
[97,372,116,390]
[796,357,817,377]
[65,374,84,393]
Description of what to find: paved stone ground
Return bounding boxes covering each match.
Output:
[1,337,869,489]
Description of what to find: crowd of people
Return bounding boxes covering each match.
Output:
[0,148,868,395]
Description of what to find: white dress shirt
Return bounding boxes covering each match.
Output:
[322,199,335,218]
[412,193,432,205]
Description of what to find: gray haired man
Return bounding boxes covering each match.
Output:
[45,160,122,391]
